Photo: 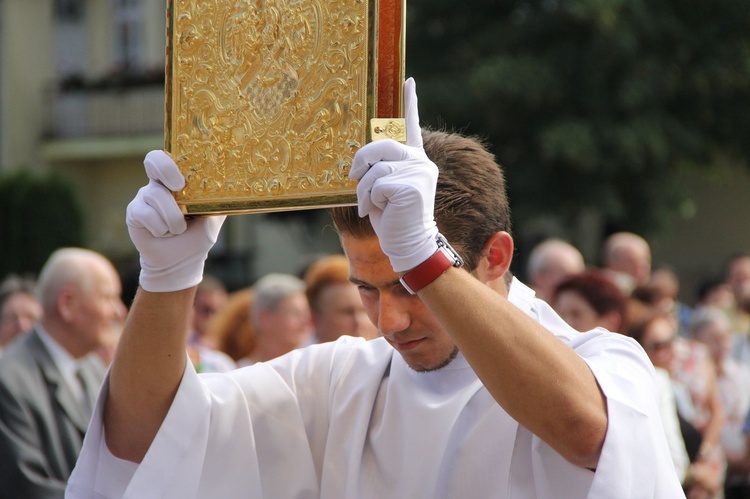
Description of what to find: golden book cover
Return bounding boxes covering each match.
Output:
[165,0,406,215]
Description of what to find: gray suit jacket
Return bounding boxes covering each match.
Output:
[0,329,105,499]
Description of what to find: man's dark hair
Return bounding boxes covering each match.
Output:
[330,129,512,271]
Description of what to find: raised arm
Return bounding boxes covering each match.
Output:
[420,267,607,468]
[105,151,225,462]
[351,78,607,468]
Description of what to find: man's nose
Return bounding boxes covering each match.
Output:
[113,299,128,322]
[377,292,410,336]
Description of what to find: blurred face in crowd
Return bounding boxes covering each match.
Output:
[528,241,584,302]
[640,315,676,371]
[613,247,651,286]
[192,289,228,337]
[726,256,750,304]
[605,233,651,287]
[313,282,379,343]
[735,280,750,314]
[259,293,313,352]
[648,267,680,314]
[693,319,732,368]
[64,259,127,357]
[0,292,42,347]
[536,261,579,301]
[553,290,604,333]
[700,283,735,311]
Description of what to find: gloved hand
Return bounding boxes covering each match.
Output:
[126,150,225,292]
[349,77,439,273]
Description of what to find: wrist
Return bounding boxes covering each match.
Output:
[399,233,463,294]
[138,258,206,293]
[387,229,440,273]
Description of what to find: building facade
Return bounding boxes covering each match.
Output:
[0,0,343,291]
[1,0,749,302]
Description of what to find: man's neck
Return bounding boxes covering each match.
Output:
[39,318,86,359]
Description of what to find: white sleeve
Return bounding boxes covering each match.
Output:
[509,282,685,498]
[578,333,686,498]
[66,340,357,499]
[502,332,687,498]
[68,358,269,499]
[65,371,139,498]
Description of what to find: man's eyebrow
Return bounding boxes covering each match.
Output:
[349,276,368,286]
[349,276,403,288]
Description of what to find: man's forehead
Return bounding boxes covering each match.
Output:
[340,234,383,261]
[340,234,400,284]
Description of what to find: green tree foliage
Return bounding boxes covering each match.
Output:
[407,0,750,234]
[0,169,85,279]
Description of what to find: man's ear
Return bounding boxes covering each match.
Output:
[482,232,514,281]
[57,285,77,323]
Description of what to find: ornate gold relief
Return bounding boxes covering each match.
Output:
[165,0,405,214]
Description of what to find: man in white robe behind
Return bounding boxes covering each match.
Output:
[67,79,684,498]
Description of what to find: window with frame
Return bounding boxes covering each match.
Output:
[112,0,143,71]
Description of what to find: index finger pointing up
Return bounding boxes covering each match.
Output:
[404,77,423,149]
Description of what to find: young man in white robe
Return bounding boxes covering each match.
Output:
[67,79,685,498]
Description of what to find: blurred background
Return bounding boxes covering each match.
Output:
[1,0,749,305]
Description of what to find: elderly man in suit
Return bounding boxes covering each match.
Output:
[0,247,126,498]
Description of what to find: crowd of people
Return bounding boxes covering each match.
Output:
[2,204,749,498]
[9,233,748,497]
[527,233,750,498]
[0,78,741,498]
[0,246,383,497]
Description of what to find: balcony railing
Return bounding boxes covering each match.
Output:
[46,84,165,139]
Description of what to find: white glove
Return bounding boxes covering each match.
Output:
[126,150,226,292]
[350,77,439,273]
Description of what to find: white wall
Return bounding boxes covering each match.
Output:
[652,162,750,304]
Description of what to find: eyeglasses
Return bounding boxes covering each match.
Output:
[644,335,676,352]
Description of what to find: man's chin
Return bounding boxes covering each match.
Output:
[403,346,459,373]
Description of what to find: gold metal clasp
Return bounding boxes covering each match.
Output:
[370,118,407,143]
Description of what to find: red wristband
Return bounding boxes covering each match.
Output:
[399,234,463,294]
